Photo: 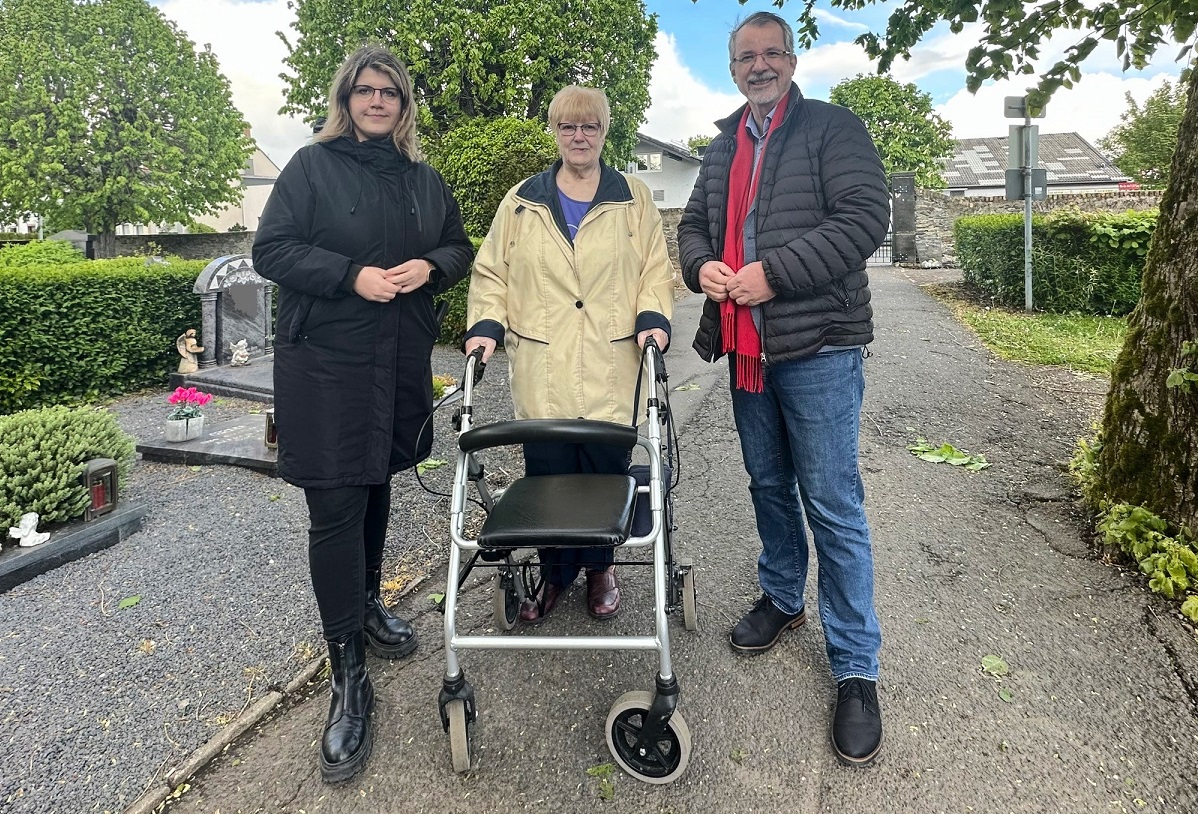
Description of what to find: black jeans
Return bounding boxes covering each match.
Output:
[523,441,630,588]
[303,480,391,641]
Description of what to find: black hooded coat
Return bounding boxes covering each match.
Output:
[253,136,474,488]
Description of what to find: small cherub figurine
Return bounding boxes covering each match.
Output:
[176,329,205,374]
[8,512,50,547]
[229,339,250,367]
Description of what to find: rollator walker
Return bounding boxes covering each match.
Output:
[436,339,698,783]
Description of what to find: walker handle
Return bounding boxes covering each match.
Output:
[468,346,486,386]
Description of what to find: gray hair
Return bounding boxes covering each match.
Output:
[315,45,421,161]
[728,11,795,60]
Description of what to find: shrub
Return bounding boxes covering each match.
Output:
[0,239,86,268]
[954,208,1157,315]
[426,117,558,237]
[0,258,205,411]
[0,405,135,528]
[433,236,483,346]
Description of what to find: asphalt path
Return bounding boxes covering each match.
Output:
[163,268,1198,814]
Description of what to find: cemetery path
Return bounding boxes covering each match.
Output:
[2,271,1197,814]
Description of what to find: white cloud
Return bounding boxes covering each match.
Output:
[154,0,309,168]
[938,71,1179,145]
[811,10,869,33]
[641,33,743,142]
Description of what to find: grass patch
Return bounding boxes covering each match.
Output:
[925,283,1128,376]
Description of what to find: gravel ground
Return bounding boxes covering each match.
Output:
[0,346,521,814]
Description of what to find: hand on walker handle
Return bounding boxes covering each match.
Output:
[463,336,497,363]
[698,260,735,302]
[637,328,669,351]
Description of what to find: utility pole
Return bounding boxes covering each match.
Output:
[1004,96,1047,312]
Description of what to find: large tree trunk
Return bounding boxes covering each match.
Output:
[1095,68,1198,532]
[90,231,116,259]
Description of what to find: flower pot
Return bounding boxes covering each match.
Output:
[165,415,204,442]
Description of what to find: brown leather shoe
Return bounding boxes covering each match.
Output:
[519,582,563,624]
[586,567,621,620]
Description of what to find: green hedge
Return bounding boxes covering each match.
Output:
[0,258,205,412]
[0,239,86,268]
[433,236,483,347]
[955,208,1157,315]
[0,405,135,528]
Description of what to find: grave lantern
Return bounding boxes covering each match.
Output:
[264,408,278,449]
[80,458,118,521]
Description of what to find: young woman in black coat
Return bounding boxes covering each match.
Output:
[252,45,473,783]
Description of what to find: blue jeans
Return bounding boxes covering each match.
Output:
[729,348,881,682]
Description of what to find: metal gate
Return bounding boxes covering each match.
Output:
[868,232,893,265]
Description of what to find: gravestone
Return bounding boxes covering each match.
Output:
[193,255,276,368]
[891,171,916,264]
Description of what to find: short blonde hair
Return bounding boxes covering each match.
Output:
[547,86,611,135]
[316,45,421,161]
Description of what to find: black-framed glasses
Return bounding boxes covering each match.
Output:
[731,49,793,66]
[556,122,602,137]
[351,84,401,102]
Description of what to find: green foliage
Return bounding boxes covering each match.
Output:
[1069,431,1105,506]
[1165,340,1198,393]
[0,258,205,411]
[776,0,1195,115]
[0,405,134,528]
[828,74,954,188]
[1098,78,1187,187]
[1098,503,1198,618]
[954,209,1156,315]
[277,0,656,164]
[686,134,713,152]
[907,438,990,471]
[0,240,85,268]
[433,237,483,346]
[0,0,254,236]
[188,223,217,234]
[426,117,558,237]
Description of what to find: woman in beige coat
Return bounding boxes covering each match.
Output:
[464,85,674,623]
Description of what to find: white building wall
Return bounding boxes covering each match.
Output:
[630,154,699,209]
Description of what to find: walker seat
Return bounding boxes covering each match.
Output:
[477,473,636,550]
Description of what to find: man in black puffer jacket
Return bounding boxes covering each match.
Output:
[677,11,890,767]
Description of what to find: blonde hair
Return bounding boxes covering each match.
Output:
[315,45,421,161]
[547,86,611,135]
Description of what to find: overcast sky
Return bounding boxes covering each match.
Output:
[151,0,1188,169]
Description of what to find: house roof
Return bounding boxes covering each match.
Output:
[635,132,701,164]
[942,132,1129,188]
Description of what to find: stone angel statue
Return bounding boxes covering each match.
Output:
[176,329,205,374]
[229,339,251,367]
[8,512,49,547]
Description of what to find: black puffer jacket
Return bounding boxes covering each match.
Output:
[253,136,473,488]
[677,84,890,364]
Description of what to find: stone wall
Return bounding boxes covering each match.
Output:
[916,189,1164,265]
[659,208,684,273]
[112,231,256,260]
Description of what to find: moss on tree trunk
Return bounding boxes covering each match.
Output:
[1095,68,1198,532]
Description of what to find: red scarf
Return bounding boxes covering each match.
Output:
[721,94,788,392]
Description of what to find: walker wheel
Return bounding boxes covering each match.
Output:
[605,691,691,784]
[446,699,473,773]
[493,571,520,631]
[681,565,698,632]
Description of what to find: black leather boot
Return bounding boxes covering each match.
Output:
[363,568,418,659]
[320,632,375,783]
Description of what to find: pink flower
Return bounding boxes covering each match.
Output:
[167,386,214,420]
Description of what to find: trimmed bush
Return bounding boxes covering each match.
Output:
[433,236,483,346]
[955,208,1157,315]
[0,258,205,412]
[0,405,135,528]
[0,239,86,268]
[427,117,558,237]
